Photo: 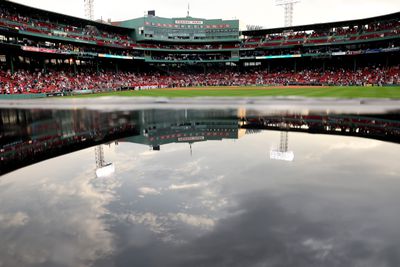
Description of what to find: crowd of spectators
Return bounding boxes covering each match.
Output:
[243,19,400,48]
[0,69,152,94]
[0,7,135,47]
[1,65,399,94]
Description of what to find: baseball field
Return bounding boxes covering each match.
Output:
[70,86,400,99]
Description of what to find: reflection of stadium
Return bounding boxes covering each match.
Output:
[0,109,140,175]
[123,110,245,151]
[1,108,400,175]
[242,113,400,143]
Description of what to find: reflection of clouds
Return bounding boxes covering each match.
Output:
[127,211,215,232]
[200,195,228,212]
[139,150,159,157]
[0,212,30,228]
[104,190,400,267]
[329,140,381,150]
[2,130,399,266]
[162,193,400,267]
[169,213,214,229]
[0,150,119,267]
[169,183,203,190]
[303,139,381,163]
[138,187,161,195]
[302,238,333,260]
[104,132,400,266]
[127,212,168,235]
[385,170,399,177]
[174,160,203,177]
[121,211,215,244]
[123,212,177,243]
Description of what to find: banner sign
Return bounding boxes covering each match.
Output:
[346,50,362,55]
[332,52,346,56]
[175,20,204,25]
[365,49,382,54]
[21,46,58,54]
[52,30,67,36]
[98,54,133,60]
[178,136,205,142]
[256,54,301,60]
[382,47,400,52]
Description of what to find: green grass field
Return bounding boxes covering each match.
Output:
[70,86,400,99]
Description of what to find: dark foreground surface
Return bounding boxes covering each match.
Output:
[1,99,400,267]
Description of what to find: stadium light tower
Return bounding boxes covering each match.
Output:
[84,0,95,20]
[276,0,300,27]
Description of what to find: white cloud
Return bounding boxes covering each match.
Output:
[129,212,166,233]
[138,187,161,195]
[302,238,333,259]
[0,212,30,228]
[0,167,118,267]
[169,212,215,228]
[169,183,203,190]
[175,160,203,177]
[329,141,381,151]
[139,150,159,157]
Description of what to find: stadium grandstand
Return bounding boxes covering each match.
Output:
[0,0,399,96]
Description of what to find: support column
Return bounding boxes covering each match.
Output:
[8,55,15,74]
[42,59,47,74]
[353,58,357,72]
[73,59,77,74]
[96,61,100,74]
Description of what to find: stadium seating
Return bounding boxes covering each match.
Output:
[243,18,400,49]
[1,66,399,94]
[3,4,398,53]
[0,1,399,95]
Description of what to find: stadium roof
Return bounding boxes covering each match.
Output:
[4,0,133,33]
[242,11,400,36]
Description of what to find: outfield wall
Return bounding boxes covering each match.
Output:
[0,94,47,100]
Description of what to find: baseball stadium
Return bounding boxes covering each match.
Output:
[2,1,400,267]
[0,0,399,99]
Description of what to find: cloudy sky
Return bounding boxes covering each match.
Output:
[9,0,400,29]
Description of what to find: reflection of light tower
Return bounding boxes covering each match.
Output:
[95,145,105,168]
[276,0,300,27]
[84,0,95,20]
[279,131,289,152]
[270,124,294,162]
[95,145,115,177]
